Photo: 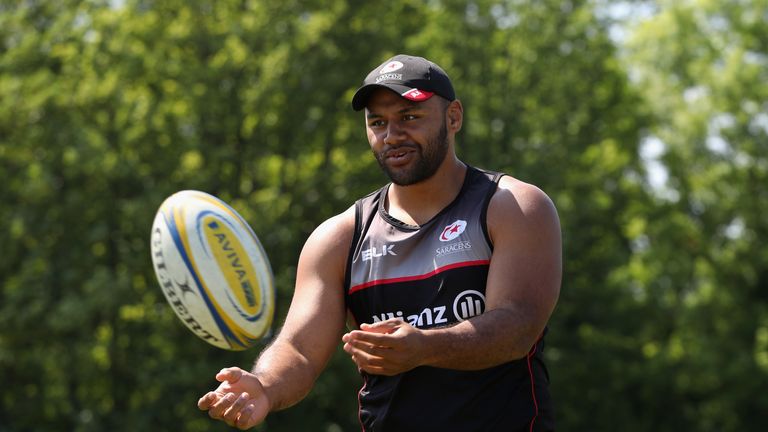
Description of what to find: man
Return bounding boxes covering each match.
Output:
[198,54,561,431]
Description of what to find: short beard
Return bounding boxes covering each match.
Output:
[374,120,449,186]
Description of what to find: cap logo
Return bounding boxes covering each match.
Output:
[402,88,434,102]
[376,73,403,83]
[379,61,404,74]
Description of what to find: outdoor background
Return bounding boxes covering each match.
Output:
[1,0,767,431]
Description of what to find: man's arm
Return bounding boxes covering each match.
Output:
[198,207,354,428]
[342,178,561,374]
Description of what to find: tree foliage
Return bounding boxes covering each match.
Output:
[621,0,768,429]
[0,0,765,431]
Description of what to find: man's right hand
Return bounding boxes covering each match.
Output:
[197,367,270,429]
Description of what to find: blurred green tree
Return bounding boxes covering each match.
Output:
[6,0,759,431]
[621,0,768,429]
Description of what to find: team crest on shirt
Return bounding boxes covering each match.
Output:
[439,220,467,242]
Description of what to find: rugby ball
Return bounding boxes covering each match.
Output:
[150,190,275,350]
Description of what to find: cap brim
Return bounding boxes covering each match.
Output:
[351,83,429,111]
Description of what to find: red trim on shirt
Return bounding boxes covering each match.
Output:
[348,259,491,294]
[527,341,540,432]
[358,374,367,431]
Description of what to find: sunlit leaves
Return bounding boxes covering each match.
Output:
[2,0,764,431]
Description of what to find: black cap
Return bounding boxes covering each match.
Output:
[351,54,456,111]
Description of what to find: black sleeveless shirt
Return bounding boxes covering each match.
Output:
[344,166,554,432]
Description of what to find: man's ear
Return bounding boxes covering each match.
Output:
[446,100,463,132]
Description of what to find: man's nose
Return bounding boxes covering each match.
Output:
[384,121,405,145]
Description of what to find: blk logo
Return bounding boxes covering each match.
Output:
[453,290,486,321]
[361,244,397,262]
[440,220,467,242]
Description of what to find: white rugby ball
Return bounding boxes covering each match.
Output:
[150,190,275,350]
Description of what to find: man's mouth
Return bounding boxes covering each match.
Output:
[383,145,416,161]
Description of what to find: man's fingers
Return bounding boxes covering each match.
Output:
[345,338,389,357]
[197,392,219,410]
[199,368,269,428]
[237,411,260,430]
[235,403,254,430]
[360,318,401,333]
[236,401,267,430]
[216,367,243,383]
[345,341,396,376]
[346,330,393,346]
[222,392,251,425]
[346,341,388,370]
[208,392,237,419]
[358,361,392,376]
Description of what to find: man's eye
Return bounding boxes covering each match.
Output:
[369,120,385,127]
[403,115,417,121]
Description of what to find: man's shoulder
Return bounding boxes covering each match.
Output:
[494,175,553,207]
[487,174,559,232]
[296,206,358,276]
[479,173,561,253]
[312,205,356,243]
[306,183,386,251]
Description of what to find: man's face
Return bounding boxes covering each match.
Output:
[364,89,450,186]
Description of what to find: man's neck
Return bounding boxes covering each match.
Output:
[386,157,467,226]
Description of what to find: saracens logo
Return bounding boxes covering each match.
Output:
[439,219,467,242]
[379,60,404,74]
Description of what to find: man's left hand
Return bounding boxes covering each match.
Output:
[342,319,426,376]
